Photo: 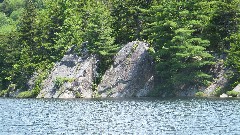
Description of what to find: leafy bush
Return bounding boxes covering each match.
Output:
[75,91,82,98]
[226,91,239,97]
[212,87,223,96]
[147,47,156,56]
[195,91,206,97]
[92,91,100,98]
[0,90,9,97]
[53,77,74,88]
[17,90,35,98]
[16,70,48,98]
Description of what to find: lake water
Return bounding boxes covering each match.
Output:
[0,97,240,135]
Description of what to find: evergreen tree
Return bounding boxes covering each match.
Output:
[226,0,240,84]
[110,0,153,45]
[82,0,118,79]
[0,32,19,90]
[145,1,213,93]
[33,0,67,67]
[202,1,240,52]
[13,0,37,89]
[55,0,84,54]
[1,0,240,97]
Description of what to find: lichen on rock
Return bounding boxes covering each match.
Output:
[97,41,155,97]
[37,41,155,98]
[37,45,97,98]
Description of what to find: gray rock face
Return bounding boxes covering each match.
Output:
[204,60,229,96]
[37,51,96,98]
[220,93,228,98]
[233,84,240,93]
[97,41,154,97]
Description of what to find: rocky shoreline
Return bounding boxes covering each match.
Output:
[36,41,155,98]
[2,41,240,98]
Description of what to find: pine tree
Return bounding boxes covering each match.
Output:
[0,32,19,90]
[81,0,118,79]
[55,0,85,55]
[14,0,37,88]
[33,0,68,69]
[226,0,240,84]
[191,1,239,53]
[110,0,153,45]
[145,1,213,93]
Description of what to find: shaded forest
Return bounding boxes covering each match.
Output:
[0,0,239,97]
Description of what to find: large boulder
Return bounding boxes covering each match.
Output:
[233,84,240,93]
[97,41,155,97]
[204,60,229,96]
[37,46,96,98]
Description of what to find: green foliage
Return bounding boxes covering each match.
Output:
[225,0,240,85]
[145,1,214,92]
[226,91,239,97]
[0,12,16,33]
[0,0,25,16]
[0,90,9,97]
[111,0,153,45]
[0,0,240,97]
[0,32,19,90]
[80,1,119,84]
[202,1,239,52]
[15,70,48,98]
[32,70,49,96]
[53,77,74,88]
[75,91,82,98]
[212,87,223,97]
[227,33,240,81]
[92,91,101,98]
[195,91,206,97]
[13,0,38,89]
[17,90,35,98]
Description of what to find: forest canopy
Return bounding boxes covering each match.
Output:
[0,0,239,97]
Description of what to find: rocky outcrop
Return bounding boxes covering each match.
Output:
[37,41,155,98]
[204,60,229,96]
[220,93,228,98]
[174,57,230,97]
[97,41,155,97]
[37,46,97,98]
[233,84,240,93]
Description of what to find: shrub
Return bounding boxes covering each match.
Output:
[17,91,35,98]
[92,91,100,98]
[195,91,206,97]
[212,87,223,96]
[54,77,74,88]
[17,71,48,98]
[75,91,82,98]
[0,90,9,97]
[226,91,239,97]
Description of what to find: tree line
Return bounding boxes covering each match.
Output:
[0,0,239,97]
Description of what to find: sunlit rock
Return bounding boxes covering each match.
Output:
[98,41,155,97]
[37,45,96,98]
[220,93,228,98]
[204,59,229,96]
[233,84,240,93]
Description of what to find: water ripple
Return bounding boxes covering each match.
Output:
[0,98,240,134]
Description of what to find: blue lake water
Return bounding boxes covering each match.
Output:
[0,97,240,135]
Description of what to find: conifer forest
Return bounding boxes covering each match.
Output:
[0,0,240,97]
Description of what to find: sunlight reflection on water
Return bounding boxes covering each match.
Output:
[0,97,240,134]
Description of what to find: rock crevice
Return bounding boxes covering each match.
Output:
[37,41,155,98]
[97,41,155,97]
[37,47,96,98]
